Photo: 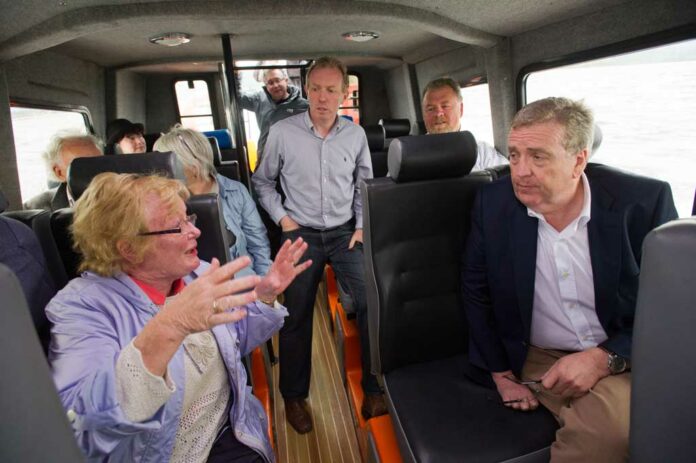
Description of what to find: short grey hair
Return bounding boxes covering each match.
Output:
[422,77,462,102]
[263,68,288,82]
[43,131,103,182]
[154,124,215,180]
[511,97,594,155]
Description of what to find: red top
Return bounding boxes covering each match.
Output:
[130,277,185,305]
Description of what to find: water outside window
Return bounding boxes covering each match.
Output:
[459,82,495,147]
[11,106,88,202]
[525,38,696,217]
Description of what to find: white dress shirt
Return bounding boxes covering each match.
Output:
[473,140,508,172]
[529,174,608,351]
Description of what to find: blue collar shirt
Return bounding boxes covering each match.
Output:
[252,111,373,230]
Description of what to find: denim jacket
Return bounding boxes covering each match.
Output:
[217,174,272,277]
[46,261,286,462]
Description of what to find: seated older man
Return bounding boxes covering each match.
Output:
[47,173,311,462]
[23,131,102,211]
[462,97,677,462]
[422,77,507,171]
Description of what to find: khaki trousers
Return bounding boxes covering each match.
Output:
[521,346,631,463]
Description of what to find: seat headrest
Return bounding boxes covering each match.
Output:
[379,118,411,138]
[388,131,478,183]
[67,151,185,201]
[208,137,222,167]
[203,129,234,150]
[364,125,385,152]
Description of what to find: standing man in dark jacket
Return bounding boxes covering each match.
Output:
[240,68,309,167]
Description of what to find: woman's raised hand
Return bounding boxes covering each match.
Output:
[255,238,312,303]
[161,257,259,337]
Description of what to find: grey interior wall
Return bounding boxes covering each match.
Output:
[351,66,390,125]
[485,38,515,154]
[385,63,418,132]
[111,70,146,130]
[3,50,105,136]
[414,45,483,95]
[145,74,178,134]
[511,0,696,89]
[0,68,20,209]
[210,74,226,130]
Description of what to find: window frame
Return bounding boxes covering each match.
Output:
[10,99,94,133]
[517,24,696,108]
[172,76,218,130]
[9,99,95,203]
[338,72,361,124]
[516,25,696,217]
[458,75,495,146]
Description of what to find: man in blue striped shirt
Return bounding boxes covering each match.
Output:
[253,56,385,434]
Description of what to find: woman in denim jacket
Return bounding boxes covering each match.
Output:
[155,126,272,278]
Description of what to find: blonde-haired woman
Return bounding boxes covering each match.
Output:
[47,172,310,462]
[155,125,271,277]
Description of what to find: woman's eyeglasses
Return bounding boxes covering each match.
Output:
[138,214,197,236]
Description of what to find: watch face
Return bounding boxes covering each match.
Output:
[610,354,627,374]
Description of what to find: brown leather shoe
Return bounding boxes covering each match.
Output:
[361,393,388,420]
[284,398,313,434]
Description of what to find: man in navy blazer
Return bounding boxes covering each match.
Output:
[462,97,677,462]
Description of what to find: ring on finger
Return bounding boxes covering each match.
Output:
[212,299,222,313]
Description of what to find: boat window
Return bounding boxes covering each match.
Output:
[174,79,215,132]
[338,74,361,125]
[459,78,494,146]
[524,37,696,217]
[10,104,90,202]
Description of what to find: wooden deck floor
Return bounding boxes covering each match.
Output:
[271,286,362,463]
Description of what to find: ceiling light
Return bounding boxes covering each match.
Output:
[149,33,191,47]
[342,31,379,42]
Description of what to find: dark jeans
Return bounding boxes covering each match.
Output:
[279,220,381,398]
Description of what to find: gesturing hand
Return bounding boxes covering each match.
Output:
[161,257,260,337]
[136,257,262,377]
[255,238,312,303]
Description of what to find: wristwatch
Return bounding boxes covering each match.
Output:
[599,346,628,374]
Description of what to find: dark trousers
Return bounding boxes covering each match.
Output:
[206,424,264,463]
[279,221,381,398]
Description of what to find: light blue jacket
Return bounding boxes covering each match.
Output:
[217,174,272,278]
[46,262,286,462]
